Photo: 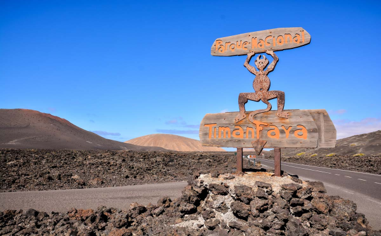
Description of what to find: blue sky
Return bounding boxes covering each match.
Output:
[1,0,381,143]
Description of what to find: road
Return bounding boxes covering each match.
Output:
[1,161,380,230]
[0,182,187,213]
[255,158,381,200]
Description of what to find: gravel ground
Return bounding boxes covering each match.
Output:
[1,149,245,192]
[263,154,381,174]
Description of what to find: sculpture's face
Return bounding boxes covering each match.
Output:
[255,55,269,71]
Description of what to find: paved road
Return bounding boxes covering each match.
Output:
[256,158,381,200]
[0,181,187,213]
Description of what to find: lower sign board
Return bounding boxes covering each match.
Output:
[199,109,336,149]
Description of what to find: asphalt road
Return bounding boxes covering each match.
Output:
[255,158,381,200]
[0,181,187,213]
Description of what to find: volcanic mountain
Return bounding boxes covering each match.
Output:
[0,109,164,151]
[125,134,226,152]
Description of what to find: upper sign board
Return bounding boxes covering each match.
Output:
[199,109,336,148]
[211,27,311,56]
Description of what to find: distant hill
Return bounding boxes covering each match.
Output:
[264,130,381,157]
[0,109,165,151]
[125,134,226,152]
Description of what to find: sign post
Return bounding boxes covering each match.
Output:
[200,27,336,176]
[274,148,281,176]
[237,148,243,174]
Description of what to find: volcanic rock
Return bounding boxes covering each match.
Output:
[0,149,240,192]
[231,201,250,219]
[234,185,253,204]
[209,183,229,195]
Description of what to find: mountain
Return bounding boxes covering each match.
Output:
[265,130,381,157]
[0,109,164,151]
[125,134,226,152]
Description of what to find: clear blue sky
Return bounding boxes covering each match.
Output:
[1,0,381,143]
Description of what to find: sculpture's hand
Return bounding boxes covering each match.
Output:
[247,51,255,58]
[266,50,274,56]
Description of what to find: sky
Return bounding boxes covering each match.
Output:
[1,0,381,144]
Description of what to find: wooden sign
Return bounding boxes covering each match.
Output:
[199,109,336,148]
[211,27,311,56]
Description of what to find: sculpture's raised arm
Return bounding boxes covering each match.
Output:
[244,51,258,75]
[265,50,278,74]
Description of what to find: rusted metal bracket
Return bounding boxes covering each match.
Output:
[251,139,267,156]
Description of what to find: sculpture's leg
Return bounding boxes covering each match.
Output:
[267,90,289,118]
[248,98,272,123]
[235,93,261,123]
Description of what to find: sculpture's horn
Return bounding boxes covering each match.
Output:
[263,55,266,60]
